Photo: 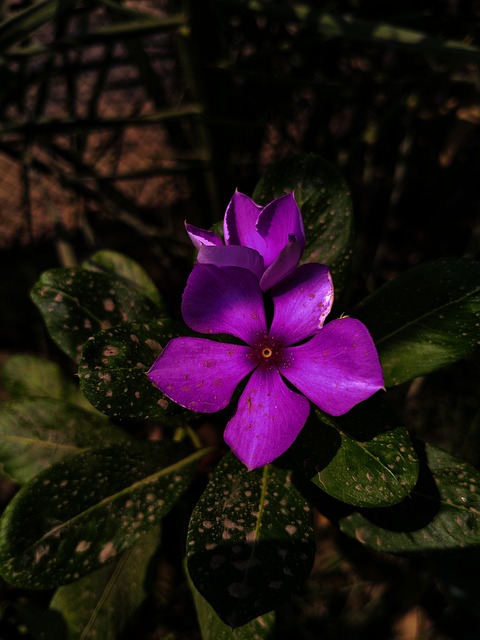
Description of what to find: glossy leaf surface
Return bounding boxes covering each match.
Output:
[355,258,480,387]
[339,443,480,552]
[31,267,161,361]
[292,398,418,507]
[79,319,181,421]
[0,441,207,588]
[187,453,314,628]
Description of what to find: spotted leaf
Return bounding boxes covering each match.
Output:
[339,442,480,552]
[31,267,161,361]
[79,319,182,421]
[83,249,163,308]
[252,153,354,296]
[50,526,160,640]
[187,453,314,628]
[0,441,209,589]
[186,562,276,639]
[292,397,418,508]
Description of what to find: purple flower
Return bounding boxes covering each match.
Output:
[185,191,305,290]
[147,263,384,470]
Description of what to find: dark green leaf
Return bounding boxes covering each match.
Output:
[0,0,72,51]
[1,353,94,412]
[252,153,354,295]
[187,453,314,628]
[79,319,182,421]
[354,258,480,387]
[292,398,418,507]
[0,398,127,484]
[83,249,163,308]
[31,267,161,361]
[0,441,208,588]
[186,562,276,639]
[50,526,160,640]
[339,442,480,552]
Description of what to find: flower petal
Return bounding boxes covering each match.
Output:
[256,193,305,267]
[185,223,223,249]
[270,263,334,344]
[182,264,267,343]
[224,191,265,255]
[147,337,255,412]
[224,366,310,470]
[259,234,303,291]
[280,318,384,416]
[197,245,264,281]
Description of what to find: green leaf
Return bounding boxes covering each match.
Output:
[0,441,208,589]
[292,398,419,508]
[186,562,276,640]
[0,398,128,484]
[339,442,480,552]
[354,258,480,387]
[50,526,160,640]
[83,249,163,308]
[0,0,72,51]
[252,153,354,295]
[187,453,314,628]
[31,267,161,361]
[1,353,94,412]
[79,319,182,421]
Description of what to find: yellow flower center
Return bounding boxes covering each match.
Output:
[262,347,273,359]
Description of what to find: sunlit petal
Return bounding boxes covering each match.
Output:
[256,193,305,267]
[224,366,310,469]
[182,264,268,343]
[185,223,223,249]
[147,337,255,413]
[280,318,384,416]
[270,263,334,344]
[224,191,265,255]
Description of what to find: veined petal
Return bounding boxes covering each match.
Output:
[147,337,255,413]
[280,318,384,416]
[182,264,267,343]
[259,235,303,291]
[197,245,264,281]
[270,263,334,344]
[224,366,310,470]
[185,223,223,249]
[256,193,305,267]
[224,191,265,255]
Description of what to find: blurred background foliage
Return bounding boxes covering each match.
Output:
[0,1,479,638]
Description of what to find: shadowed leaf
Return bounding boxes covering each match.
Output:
[83,249,163,308]
[50,526,160,640]
[339,442,480,552]
[0,441,209,589]
[187,453,314,628]
[292,397,418,508]
[355,258,480,387]
[31,267,161,361]
[0,398,128,484]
